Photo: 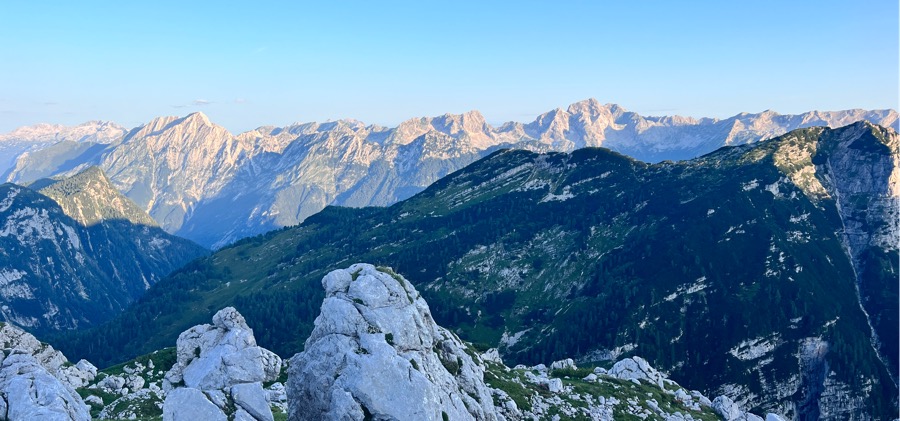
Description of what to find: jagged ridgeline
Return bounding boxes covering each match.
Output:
[0,167,207,332]
[52,122,898,419]
[4,102,895,249]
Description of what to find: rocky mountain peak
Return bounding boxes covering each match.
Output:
[128,111,228,145]
[0,123,65,141]
[183,111,212,126]
[431,110,488,135]
[4,104,897,248]
[565,97,606,116]
[529,107,572,138]
[131,115,180,138]
[34,166,158,227]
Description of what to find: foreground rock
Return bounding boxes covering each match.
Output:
[162,307,282,421]
[288,264,498,421]
[0,323,97,390]
[0,350,90,420]
[0,323,93,420]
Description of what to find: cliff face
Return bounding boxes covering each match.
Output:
[810,123,899,385]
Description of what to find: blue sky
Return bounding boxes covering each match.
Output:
[1,1,897,133]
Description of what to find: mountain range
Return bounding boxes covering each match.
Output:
[0,121,125,181]
[0,167,207,332]
[51,121,899,420]
[2,100,895,249]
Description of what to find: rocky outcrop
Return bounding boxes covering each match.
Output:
[0,323,92,420]
[0,350,90,420]
[712,395,790,421]
[608,356,673,389]
[162,307,281,421]
[163,387,225,421]
[287,264,498,421]
[0,323,96,390]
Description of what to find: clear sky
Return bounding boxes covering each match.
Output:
[1,0,897,133]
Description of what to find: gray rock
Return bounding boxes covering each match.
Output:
[0,351,90,421]
[265,382,286,403]
[98,374,126,393]
[126,375,145,392]
[206,389,228,409]
[165,307,282,391]
[481,348,503,364]
[609,356,671,389]
[288,264,499,421]
[712,395,764,421]
[231,382,274,421]
[163,387,226,421]
[163,307,282,421]
[524,370,564,393]
[550,358,576,370]
[84,395,103,406]
[74,360,97,377]
[234,407,258,421]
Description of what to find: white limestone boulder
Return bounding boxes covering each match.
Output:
[550,358,576,371]
[609,356,673,389]
[287,264,499,421]
[231,382,273,421]
[0,323,96,390]
[481,348,503,365]
[0,350,90,420]
[164,307,282,391]
[162,307,279,421]
[712,395,764,421]
[163,387,226,421]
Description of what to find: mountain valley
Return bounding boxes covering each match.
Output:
[0,167,207,332]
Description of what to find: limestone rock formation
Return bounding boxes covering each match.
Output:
[287,264,498,421]
[608,356,673,389]
[162,307,281,421]
[0,351,90,420]
[0,323,93,420]
[163,387,226,421]
[0,323,96,390]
